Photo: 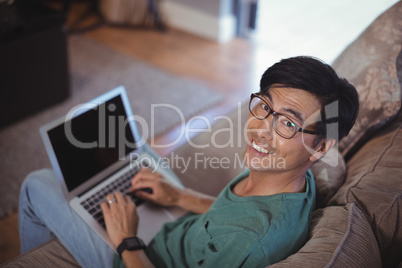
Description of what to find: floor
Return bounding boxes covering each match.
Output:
[0,0,397,264]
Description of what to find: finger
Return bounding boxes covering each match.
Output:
[106,193,117,207]
[124,194,134,205]
[131,171,162,186]
[131,176,155,187]
[100,202,111,227]
[114,191,126,204]
[100,201,109,213]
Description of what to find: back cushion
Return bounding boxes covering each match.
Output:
[270,204,381,267]
[329,116,402,267]
[332,1,402,159]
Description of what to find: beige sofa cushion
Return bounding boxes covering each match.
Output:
[333,1,402,159]
[310,147,346,208]
[329,114,402,267]
[3,239,79,267]
[270,203,381,267]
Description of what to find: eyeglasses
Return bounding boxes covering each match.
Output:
[249,93,317,139]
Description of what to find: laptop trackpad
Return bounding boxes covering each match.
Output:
[136,202,187,245]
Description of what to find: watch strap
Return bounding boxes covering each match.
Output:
[117,236,146,258]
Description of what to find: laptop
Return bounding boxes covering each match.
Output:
[40,86,186,251]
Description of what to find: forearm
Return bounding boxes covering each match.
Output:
[122,250,154,268]
[176,188,215,214]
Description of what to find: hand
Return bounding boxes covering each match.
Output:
[130,168,181,207]
[101,191,138,248]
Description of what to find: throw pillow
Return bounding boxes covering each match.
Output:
[332,1,402,159]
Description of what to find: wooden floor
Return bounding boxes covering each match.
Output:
[0,213,19,264]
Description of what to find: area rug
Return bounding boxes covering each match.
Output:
[0,35,222,219]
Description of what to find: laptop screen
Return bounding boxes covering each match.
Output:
[47,95,137,192]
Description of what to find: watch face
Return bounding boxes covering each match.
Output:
[125,237,145,250]
[126,237,141,248]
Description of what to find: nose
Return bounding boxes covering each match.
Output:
[249,113,274,141]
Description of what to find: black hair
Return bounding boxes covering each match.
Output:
[259,56,359,144]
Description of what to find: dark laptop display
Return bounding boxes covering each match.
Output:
[47,95,137,192]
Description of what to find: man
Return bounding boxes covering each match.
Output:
[19,56,359,267]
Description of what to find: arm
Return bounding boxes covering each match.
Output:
[175,188,215,214]
[130,168,215,214]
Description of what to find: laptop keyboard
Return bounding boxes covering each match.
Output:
[80,165,142,229]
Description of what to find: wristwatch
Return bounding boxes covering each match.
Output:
[117,237,146,257]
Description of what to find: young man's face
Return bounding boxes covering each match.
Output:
[244,85,322,174]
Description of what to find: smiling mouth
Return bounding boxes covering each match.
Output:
[252,141,274,154]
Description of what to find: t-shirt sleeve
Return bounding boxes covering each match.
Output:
[200,231,266,267]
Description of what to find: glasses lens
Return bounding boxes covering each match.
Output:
[274,115,297,138]
[250,95,270,119]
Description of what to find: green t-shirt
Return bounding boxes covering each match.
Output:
[114,169,315,267]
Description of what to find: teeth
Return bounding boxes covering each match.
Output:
[252,141,272,154]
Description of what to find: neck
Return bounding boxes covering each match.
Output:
[234,169,307,197]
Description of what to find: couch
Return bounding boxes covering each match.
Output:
[3,1,402,267]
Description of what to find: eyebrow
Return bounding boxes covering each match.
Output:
[265,91,305,124]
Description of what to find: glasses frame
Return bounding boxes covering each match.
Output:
[249,93,317,139]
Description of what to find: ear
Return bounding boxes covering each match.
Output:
[309,138,336,162]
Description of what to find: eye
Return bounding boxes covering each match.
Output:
[282,119,296,129]
[260,103,270,111]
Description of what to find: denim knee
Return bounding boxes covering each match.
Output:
[20,169,57,203]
